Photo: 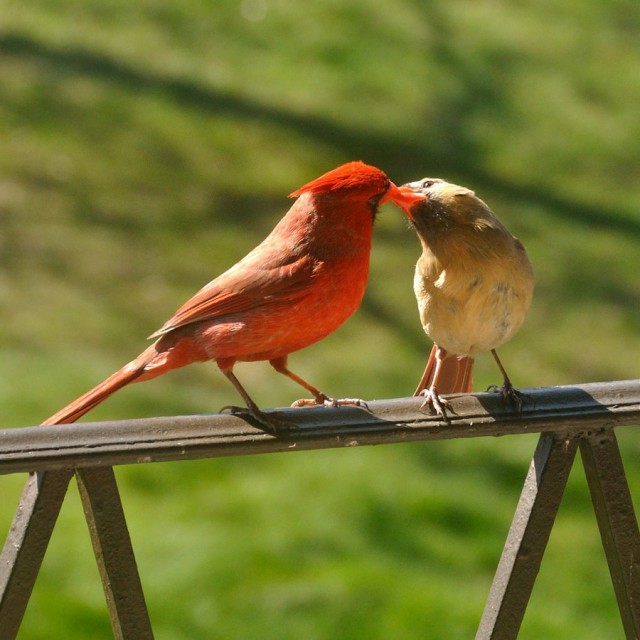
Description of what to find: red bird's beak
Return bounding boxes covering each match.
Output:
[380,183,425,219]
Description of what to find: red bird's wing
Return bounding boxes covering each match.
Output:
[149,252,317,338]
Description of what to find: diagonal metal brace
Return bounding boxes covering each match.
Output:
[0,469,152,640]
[76,468,154,640]
[580,429,640,640]
[476,432,580,639]
[0,470,73,639]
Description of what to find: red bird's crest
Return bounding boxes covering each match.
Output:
[289,161,389,199]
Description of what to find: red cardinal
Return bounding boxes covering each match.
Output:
[44,161,401,430]
[387,178,534,418]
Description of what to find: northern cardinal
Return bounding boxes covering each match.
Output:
[388,178,534,418]
[44,161,401,431]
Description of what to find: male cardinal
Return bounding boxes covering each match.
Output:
[44,161,401,431]
[388,178,534,418]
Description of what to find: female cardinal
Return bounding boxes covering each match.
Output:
[44,161,401,430]
[389,178,534,418]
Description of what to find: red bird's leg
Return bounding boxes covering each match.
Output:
[487,349,530,411]
[417,346,451,420]
[269,357,366,409]
[219,368,286,433]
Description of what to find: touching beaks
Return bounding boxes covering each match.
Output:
[380,182,425,214]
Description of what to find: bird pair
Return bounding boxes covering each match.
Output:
[43,162,534,430]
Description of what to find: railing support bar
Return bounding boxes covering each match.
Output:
[0,470,73,640]
[0,468,153,640]
[76,467,154,640]
[580,429,640,640]
[475,432,579,639]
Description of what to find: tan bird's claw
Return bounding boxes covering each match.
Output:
[418,388,452,422]
[487,383,532,412]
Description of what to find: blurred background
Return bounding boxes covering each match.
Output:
[1,0,639,637]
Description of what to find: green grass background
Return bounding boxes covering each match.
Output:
[1,0,640,637]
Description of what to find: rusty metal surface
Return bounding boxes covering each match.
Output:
[0,470,73,640]
[0,380,639,474]
[76,468,154,640]
[580,430,640,639]
[475,432,580,640]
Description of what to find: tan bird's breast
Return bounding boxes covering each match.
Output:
[414,242,534,357]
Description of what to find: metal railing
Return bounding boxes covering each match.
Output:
[1,379,640,639]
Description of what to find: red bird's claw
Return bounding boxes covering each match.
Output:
[331,397,369,410]
[290,397,369,410]
[220,405,246,415]
[290,398,320,408]
[219,405,294,435]
[418,388,451,422]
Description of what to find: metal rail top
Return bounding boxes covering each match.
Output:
[1,380,639,474]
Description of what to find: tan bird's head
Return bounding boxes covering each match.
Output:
[386,177,505,238]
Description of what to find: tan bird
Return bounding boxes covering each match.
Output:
[388,178,534,418]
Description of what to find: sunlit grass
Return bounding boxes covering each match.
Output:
[1,0,639,637]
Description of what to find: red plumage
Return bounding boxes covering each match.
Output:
[44,161,393,430]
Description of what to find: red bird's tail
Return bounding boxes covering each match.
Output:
[42,346,159,426]
[414,345,474,396]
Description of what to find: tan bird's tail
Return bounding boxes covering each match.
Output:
[414,345,474,396]
[42,346,159,426]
